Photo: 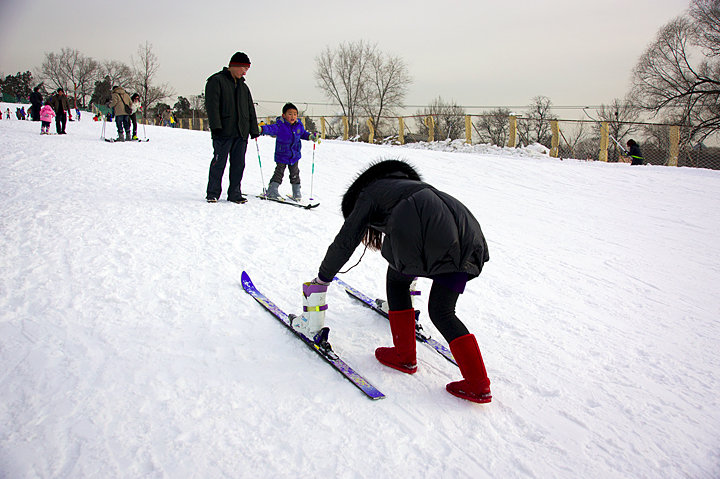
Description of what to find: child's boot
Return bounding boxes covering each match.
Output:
[375,309,417,373]
[291,183,302,201]
[446,334,492,403]
[291,282,328,343]
[267,181,281,199]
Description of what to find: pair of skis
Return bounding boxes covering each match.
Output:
[241,271,456,400]
[255,194,319,210]
[103,138,149,143]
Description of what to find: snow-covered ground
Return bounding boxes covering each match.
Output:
[1,103,719,478]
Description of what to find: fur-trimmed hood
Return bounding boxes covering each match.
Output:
[341,160,422,218]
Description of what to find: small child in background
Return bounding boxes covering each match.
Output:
[39,102,56,134]
[258,102,318,200]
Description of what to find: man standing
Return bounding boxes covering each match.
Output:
[51,88,71,134]
[29,87,43,121]
[205,52,259,204]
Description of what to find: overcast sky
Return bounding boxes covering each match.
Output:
[0,0,690,119]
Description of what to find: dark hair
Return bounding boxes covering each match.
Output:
[131,93,140,101]
[282,102,298,114]
[627,139,637,147]
[362,227,383,251]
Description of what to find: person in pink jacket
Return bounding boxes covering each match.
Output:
[39,102,56,134]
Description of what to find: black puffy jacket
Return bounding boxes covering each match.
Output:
[205,67,259,139]
[319,160,489,281]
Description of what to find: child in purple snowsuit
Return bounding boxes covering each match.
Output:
[258,102,317,200]
[39,103,56,134]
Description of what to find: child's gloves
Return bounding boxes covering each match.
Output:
[308,132,320,143]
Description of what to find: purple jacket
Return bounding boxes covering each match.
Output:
[260,116,310,165]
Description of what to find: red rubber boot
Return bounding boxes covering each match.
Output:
[446,334,492,403]
[375,309,417,374]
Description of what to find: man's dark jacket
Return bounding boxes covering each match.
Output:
[205,67,259,139]
[51,93,70,114]
[319,160,489,281]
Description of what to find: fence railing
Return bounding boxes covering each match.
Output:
[146,112,720,171]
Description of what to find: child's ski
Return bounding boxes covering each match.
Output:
[241,271,384,400]
[255,194,319,209]
[333,276,457,366]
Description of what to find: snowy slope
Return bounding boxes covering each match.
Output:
[1,105,719,478]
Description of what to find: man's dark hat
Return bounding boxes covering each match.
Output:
[229,52,251,67]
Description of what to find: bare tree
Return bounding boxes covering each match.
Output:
[416,97,466,140]
[595,98,641,161]
[557,121,592,160]
[630,2,720,141]
[361,51,411,139]
[39,51,66,91]
[475,108,510,146]
[315,41,377,136]
[38,48,98,107]
[131,41,174,121]
[690,0,720,54]
[190,93,206,118]
[520,95,556,147]
[100,60,134,90]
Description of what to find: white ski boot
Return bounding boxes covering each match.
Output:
[292,281,329,344]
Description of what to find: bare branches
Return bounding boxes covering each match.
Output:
[630,2,720,137]
[475,108,511,146]
[131,41,174,120]
[315,41,411,138]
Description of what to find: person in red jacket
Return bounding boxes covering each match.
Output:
[299,160,492,404]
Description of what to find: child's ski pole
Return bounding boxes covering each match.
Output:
[101,115,105,140]
[255,138,266,195]
[310,142,316,201]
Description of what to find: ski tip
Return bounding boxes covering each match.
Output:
[241,270,251,283]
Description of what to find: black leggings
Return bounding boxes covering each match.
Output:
[385,266,469,343]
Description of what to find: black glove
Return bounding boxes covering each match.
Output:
[211,128,222,138]
[250,132,260,139]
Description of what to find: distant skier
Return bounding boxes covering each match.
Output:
[50,88,71,134]
[29,86,43,121]
[298,160,493,404]
[108,85,133,141]
[39,101,55,134]
[626,139,644,166]
[129,93,141,140]
[258,102,318,201]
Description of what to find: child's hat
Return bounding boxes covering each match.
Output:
[229,52,251,67]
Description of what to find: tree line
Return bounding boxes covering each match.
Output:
[1,42,174,121]
[2,0,717,152]
[312,0,719,157]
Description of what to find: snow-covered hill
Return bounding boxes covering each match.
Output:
[1,105,719,478]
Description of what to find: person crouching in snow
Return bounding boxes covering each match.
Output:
[39,101,55,134]
[297,159,493,404]
[258,102,318,201]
